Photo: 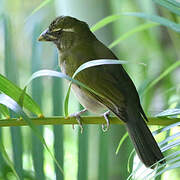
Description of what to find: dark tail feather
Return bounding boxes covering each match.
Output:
[125,116,165,168]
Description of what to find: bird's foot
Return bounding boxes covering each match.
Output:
[69,108,87,133]
[102,110,110,132]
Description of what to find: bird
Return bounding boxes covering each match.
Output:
[38,16,165,168]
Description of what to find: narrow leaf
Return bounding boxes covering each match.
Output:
[162,139,180,152]
[0,74,42,116]
[143,60,180,95]
[159,132,180,147]
[26,0,52,21]
[152,122,180,136]
[128,122,180,179]
[0,94,64,175]
[154,161,180,178]
[64,84,72,117]
[91,15,122,32]
[155,108,180,117]
[0,103,10,118]
[123,12,180,32]
[116,132,129,154]
[152,0,180,16]
[127,149,135,173]
[72,59,128,78]
[108,23,158,49]
[166,0,180,7]
[91,12,180,33]
[27,69,108,117]
[18,86,27,108]
[0,140,20,180]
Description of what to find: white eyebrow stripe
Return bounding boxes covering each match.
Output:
[52,28,75,33]
[62,28,75,32]
[51,28,62,32]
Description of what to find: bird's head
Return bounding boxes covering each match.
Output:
[38,16,92,50]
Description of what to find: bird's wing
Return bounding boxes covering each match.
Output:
[76,64,135,122]
[75,40,147,122]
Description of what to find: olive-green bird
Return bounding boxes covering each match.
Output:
[38,16,165,168]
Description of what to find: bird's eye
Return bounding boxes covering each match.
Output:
[57,29,62,36]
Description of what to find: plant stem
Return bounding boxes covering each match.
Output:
[0,116,179,127]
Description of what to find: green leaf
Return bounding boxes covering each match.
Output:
[0,74,42,116]
[143,60,180,95]
[26,0,52,21]
[152,0,180,16]
[0,140,20,180]
[0,94,64,176]
[152,151,180,179]
[115,132,129,154]
[0,103,10,118]
[159,132,180,147]
[91,12,180,33]
[127,149,135,173]
[162,139,180,152]
[154,161,180,178]
[26,69,101,116]
[64,84,72,117]
[26,69,93,92]
[124,12,180,32]
[72,59,128,78]
[166,0,180,7]
[18,87,27,108]
[0,94,24,115]
[128,122,180,179]
[108,22,159,49]
[152,122,180,136]
[144,154,180,179]
[156,108,180,117]
[91,15,122,32]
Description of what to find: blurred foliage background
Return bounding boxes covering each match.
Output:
[0,0,180,179]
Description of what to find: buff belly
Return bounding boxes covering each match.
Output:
[60,60,106,114]
[72,84,107,114]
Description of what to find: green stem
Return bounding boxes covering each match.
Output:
[0,116,179,127]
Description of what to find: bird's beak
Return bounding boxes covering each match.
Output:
[38,28,57,42]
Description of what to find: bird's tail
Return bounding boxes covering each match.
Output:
[125,114,165,168]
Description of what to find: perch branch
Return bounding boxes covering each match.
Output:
[0,116,179,127]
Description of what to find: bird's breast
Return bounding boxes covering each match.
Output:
[59,57,107,114]
[72,84,107,114]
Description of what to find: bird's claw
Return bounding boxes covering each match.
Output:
[69,109,87,133]
[102,110,110,132]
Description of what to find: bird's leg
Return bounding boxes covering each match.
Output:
[69,108,87,133]
[102,110,110,132]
